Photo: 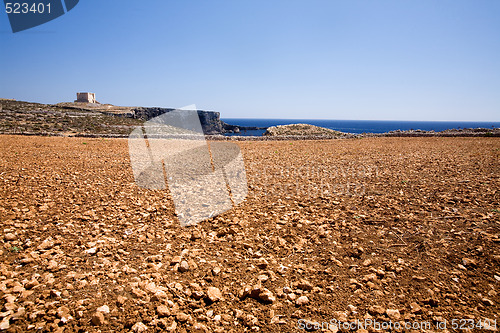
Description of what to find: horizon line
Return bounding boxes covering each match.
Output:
[222,117,500,123]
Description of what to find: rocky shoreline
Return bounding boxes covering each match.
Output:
[1,99,498,139]
[6,126,495,140]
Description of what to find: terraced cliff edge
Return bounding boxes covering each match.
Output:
[0,100,262,136]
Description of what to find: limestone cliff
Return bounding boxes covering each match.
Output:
[132,107,261,135]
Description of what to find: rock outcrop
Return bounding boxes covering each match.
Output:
[132,107,263,135]
[264,123,347,137]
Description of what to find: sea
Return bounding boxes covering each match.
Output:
[222,118,500,136]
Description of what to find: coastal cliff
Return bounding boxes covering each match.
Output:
[132,107,261,135]
[0,99,264,136]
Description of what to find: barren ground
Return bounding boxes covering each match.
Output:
[0,136,499,332]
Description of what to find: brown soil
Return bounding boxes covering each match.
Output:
[0,136,499,332]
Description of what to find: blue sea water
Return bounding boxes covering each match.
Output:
[222,118,500,136]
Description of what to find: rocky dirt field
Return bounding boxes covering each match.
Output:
[0,136,499,332]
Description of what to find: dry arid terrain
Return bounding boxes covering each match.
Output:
[0,135,499,332]
[0,100,142,136]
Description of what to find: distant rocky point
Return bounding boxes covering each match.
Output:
[56,102,263,135]
[264,124,348,137]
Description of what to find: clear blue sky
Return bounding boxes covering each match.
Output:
[1,0,499,121]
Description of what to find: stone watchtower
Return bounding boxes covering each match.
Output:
[75,92,96,103]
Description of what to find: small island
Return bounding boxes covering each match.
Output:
[264,124,348,137]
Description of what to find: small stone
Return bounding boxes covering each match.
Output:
[12,307,26,320]
[37,238,54,250]
[0,318,9,330]
[362,259,372,266]
[257,274,269,282]
[56,306,71,319]
[12,285,25,293]
[176,312,190,323]
[91,312,105,326]
[178,260,189,272]
[193,323,209,332]
[20,257,34,264]
[192,290,204,300]
[295,296,309,306]
[47,260,58,271]
[291,310,304,319]
[368,305,385,315]
[331,258,343,266]
[3,303,15,312]
[297,279,313,291]
[363,273,377,282]
[191,230,202,240]
[96,305,110,314]
[85,247,97,255]
[157,305,170,317]
[207,287,222,302]
[131,288,147,299]
[234,309,245,319]
[462,258,477,266]
[481,298,494,306]
[409,302,422,314]
[4,295,15,304]
[170,256,182,265]
[4,233,16,241]
[50,289,61,298]
[258,289,275,303]
[386,309,401,320]
[131,321,148,332]
[164,319,177,332]
[366,281,376,289]
[25,279,39,289]
[116,296,127,306]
